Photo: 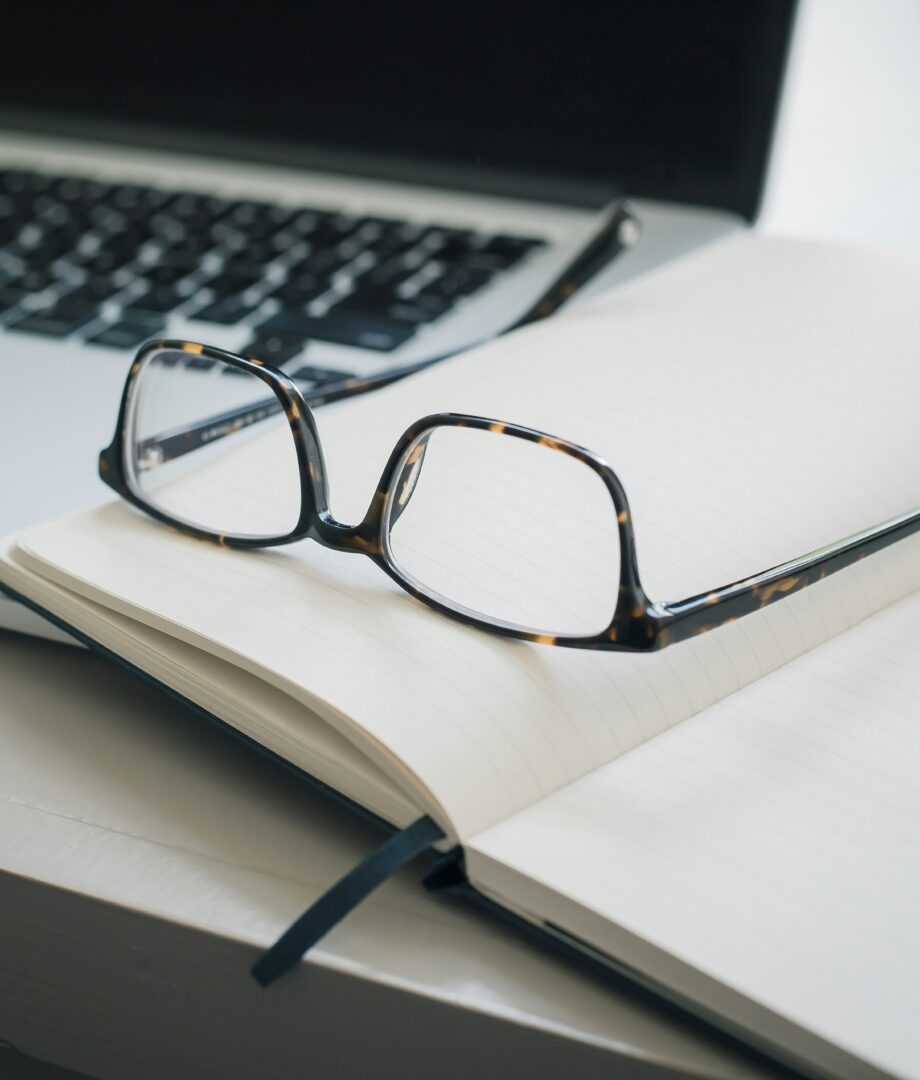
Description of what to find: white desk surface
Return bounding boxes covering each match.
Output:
[0,631,787,1080]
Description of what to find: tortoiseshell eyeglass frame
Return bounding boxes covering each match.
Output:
[100,340,920,652]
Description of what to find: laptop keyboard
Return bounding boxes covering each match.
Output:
[0,166,545,383]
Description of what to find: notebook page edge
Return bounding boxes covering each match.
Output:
[0,531,441,833]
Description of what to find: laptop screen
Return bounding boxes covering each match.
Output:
[0,2,795,219]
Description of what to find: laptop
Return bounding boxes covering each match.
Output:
[0,3,796,636]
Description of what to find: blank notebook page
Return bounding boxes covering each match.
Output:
[468,586,920,1080]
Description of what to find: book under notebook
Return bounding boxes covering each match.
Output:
[1,231,918,1078]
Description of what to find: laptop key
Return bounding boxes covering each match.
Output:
[288,249,354,278]
[0,285,27,313]
[170,229,217,255]
[18,266,59,293]
[268,274,330,306]
[86,319,165,350]
[306,214,362,246]
[288,364,352,384]
[418,227,482,260]
[169,193,233,225]
[189,297,259,325]
[203,269,263,297]
[152,350,180,366]
[353,215,403,233]
[330,290,395,318]
[480,234,544,262]
[0,169,37,194]
[331,290,451,325]
[27,225,85,262]
[109,184,169,210]
[419,265,493,299]
[50,176,112,205]
[286,211,331,239]
[353,258,417,290]
[256,311,416,352]
[141,263,197,287]
[124,286,186,315]
[220,258,276,281]
[231,240,282,265]
[239,333,306,365]
[326,259,419,317]
[61,277,125,304]
[82,248,136,274]
[227,199,277,224]
[387,296,453,324]
[451,251,515,271]
[363,232,420,257]
[8,298,100,337]
[156,249,204,272]
[432,233,544,270]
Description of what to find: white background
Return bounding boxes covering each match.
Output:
[762,0,920,249]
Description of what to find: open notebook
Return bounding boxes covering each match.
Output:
[2,233,919,1080]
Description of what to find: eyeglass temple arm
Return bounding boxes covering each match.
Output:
[133,202,641,468]
[132,369,410,468]
[652,506,920,648]
[132,394,284,469]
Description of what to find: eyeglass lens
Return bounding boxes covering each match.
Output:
[385,425,621,636]
[126,348,302,539]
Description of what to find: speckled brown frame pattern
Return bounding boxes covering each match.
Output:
[99,340,920,651]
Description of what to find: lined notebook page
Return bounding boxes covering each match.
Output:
[10,233,920,840]
[466,586,920,1080]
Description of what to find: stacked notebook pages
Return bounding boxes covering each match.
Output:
[2,233,919,1080]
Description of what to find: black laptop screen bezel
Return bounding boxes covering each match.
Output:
[0,3,797,220]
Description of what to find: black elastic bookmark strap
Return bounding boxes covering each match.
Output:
[251,815,445,987]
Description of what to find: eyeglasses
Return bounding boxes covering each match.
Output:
[99,339,920,651]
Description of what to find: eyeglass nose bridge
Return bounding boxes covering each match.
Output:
[285,385,397,559]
